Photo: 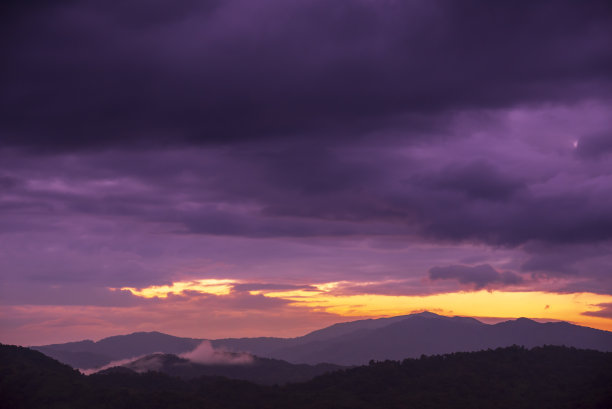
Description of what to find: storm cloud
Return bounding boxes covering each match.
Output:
[2,0,611,151]
[429,264,524,290]
[1,0,612,344]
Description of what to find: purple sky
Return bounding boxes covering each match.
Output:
[1,0,612,345]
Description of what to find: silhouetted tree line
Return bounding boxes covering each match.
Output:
[1,344,611,409]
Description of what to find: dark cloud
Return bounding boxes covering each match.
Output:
[0,174,21,190]
[519,242,612,277]
[1,0,611,151]
[416,160,525,201]
[582,303,612,319]
[575,133,612,159]
[0,283,141,307]
[2,142,612,248]
[410,174,612,246]
[557,280,612,297]
[429,264,524,290]
[258,145,378,196]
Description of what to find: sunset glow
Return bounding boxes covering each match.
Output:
[120,279,237,298]
[118,279,612,332]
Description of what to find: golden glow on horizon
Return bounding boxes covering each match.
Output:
[119,279,236,298]
[256,287,612,330]
[314,281,344,292]
[117,278,612,331]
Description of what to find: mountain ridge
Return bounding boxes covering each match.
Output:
[31,312,612,368]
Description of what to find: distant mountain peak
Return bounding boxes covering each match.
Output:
[33,332,204,370]
[410,311,443,318]
[513,317,539,324]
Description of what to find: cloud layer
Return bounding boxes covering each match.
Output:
[1,0,612,344]
[429,264,524,290]
[180,341,253,365]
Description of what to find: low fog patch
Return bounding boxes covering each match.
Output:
[79,355,151,375]
[81,340,253,375]
[180,340,253,364]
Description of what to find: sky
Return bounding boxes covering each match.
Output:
[1,0,612,346]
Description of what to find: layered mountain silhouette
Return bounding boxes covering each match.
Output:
[33,331,202,369]
[216,312,612,365]
[33,312,612,369]
[100,352,342,385]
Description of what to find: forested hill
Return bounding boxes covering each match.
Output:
[1,344,611,409]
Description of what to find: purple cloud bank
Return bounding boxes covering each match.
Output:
[429,264,524,290]
[2,0,611,149]
[1,0,612,342]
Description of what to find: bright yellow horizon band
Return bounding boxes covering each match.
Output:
[119,279,612,332]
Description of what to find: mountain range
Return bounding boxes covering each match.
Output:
[32,311,612,369]
[33,331,202,369]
